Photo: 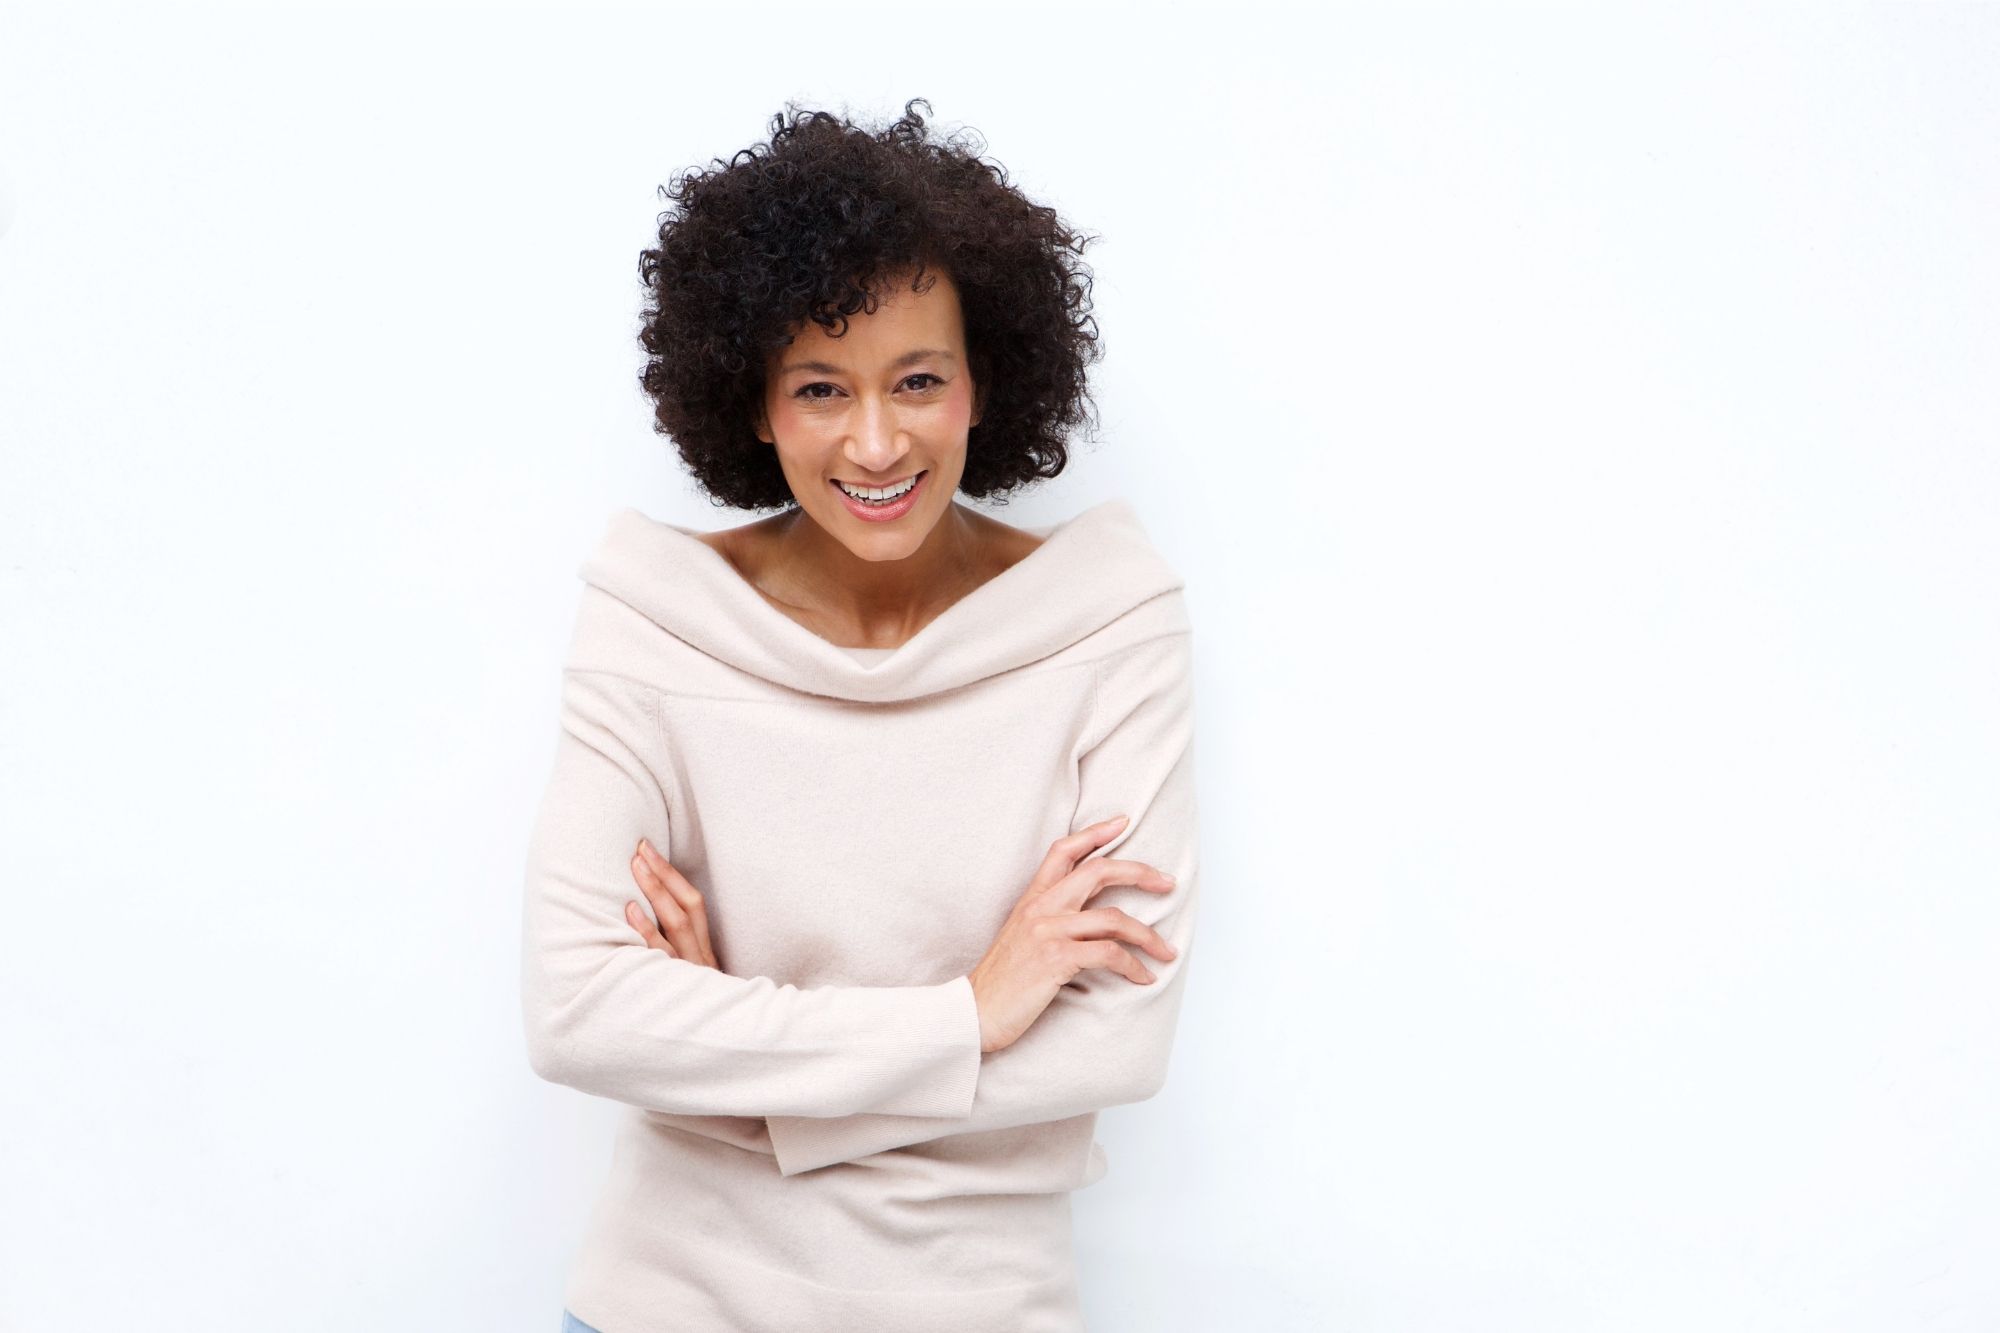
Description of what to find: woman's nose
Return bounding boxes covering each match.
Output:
[845,401,910,469]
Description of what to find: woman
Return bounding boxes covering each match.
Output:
[521,99,1202,1333]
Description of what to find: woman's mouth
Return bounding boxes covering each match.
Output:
[831,469,927,522]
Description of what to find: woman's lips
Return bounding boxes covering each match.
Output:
[831,469,927,522]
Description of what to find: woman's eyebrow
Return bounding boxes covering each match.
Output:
[779,348,958,376]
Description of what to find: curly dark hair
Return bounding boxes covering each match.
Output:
[636,98,1104,511]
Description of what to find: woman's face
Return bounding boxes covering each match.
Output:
[754,268,983,558]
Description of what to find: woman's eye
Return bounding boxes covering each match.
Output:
[793,375,942,402]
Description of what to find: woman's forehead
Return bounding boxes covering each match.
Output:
[773,279,967,368]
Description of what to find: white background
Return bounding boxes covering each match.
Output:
[3,4,1997,1330]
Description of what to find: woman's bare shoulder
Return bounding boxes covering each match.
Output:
[966,509,1047,579]
[687,514,787,570]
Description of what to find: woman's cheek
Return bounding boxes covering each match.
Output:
[949,380,977,427]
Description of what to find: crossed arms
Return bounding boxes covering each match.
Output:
[519,630,1199,1176]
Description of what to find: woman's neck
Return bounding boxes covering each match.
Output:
[701,502,1033,650]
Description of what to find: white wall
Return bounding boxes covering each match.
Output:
[3,4,1996,1330]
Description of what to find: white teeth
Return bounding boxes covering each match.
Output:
[837,474,918,502]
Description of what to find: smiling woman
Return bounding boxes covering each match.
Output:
[758,271,978,539]
[635,98,1099,516]
[521,97,1202,1333]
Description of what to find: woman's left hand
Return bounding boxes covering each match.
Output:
[626,838,720,970]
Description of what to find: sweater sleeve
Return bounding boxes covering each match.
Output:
[764,629,1201,1176]
[519,667,984,1120]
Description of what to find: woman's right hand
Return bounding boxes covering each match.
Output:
[966,815,1180,1055]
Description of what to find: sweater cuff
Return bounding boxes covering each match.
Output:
[768,975,981,1177]
[906,973,983,1111]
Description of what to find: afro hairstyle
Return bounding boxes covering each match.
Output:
[636,97,1104,511]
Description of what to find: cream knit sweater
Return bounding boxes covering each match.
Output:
[519,498,1201,1332]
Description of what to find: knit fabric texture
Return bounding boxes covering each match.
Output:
[520,498,1202,1332]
